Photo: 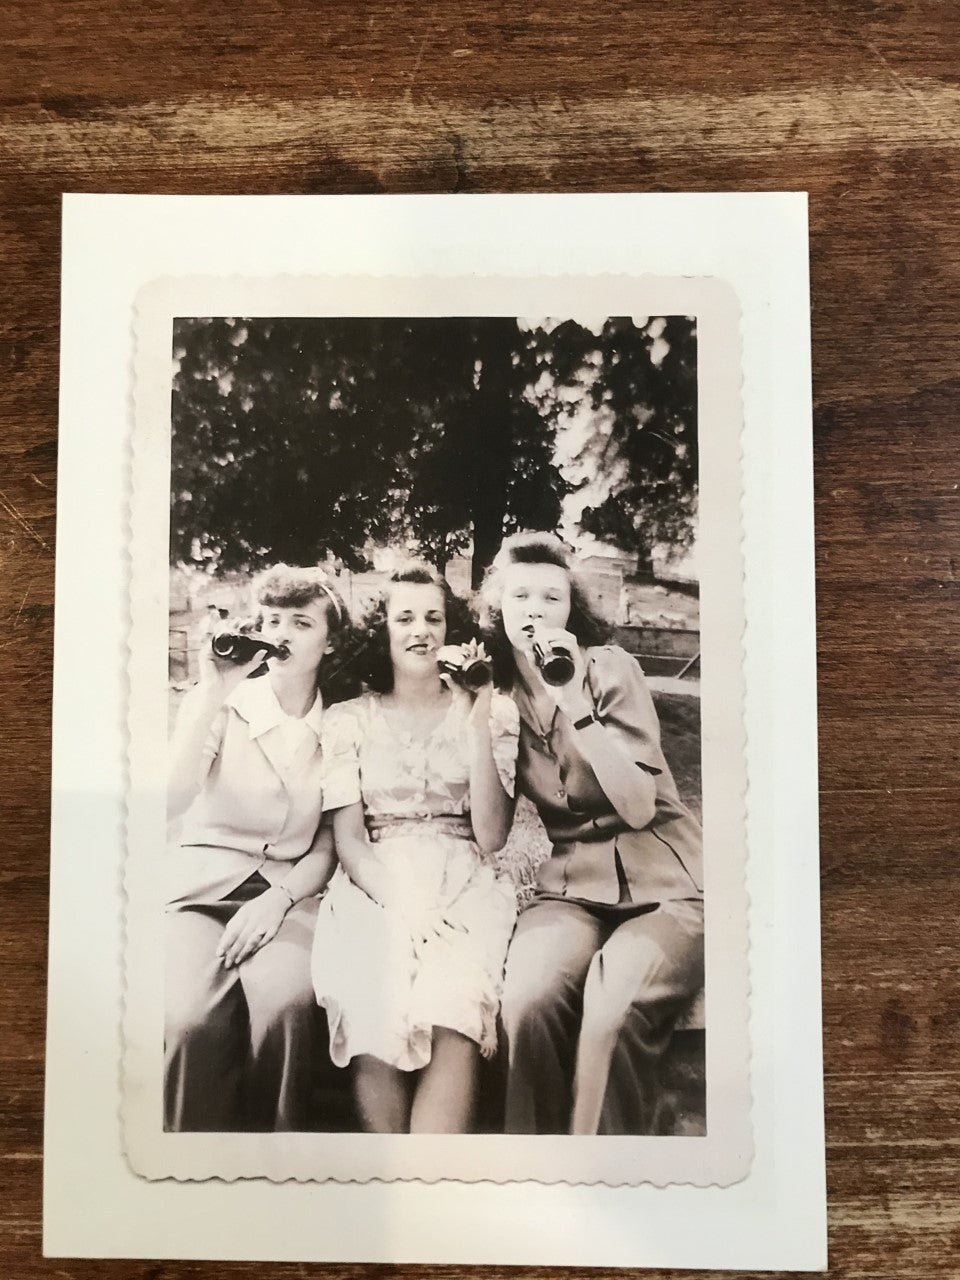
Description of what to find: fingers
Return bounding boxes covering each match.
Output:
[538,626,576,649]
[216,912,279,968]
[436,644,466,671]
[420,912,466,944]
[217,922,248,968]
[200,647,270,696]
[231,925,276,966]
[214,915,240,961]
[220,925,271,968]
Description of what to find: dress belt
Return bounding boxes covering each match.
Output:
[366,814,474,843]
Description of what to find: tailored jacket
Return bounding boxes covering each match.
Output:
[166,677,326,907]
[514,645,703,907]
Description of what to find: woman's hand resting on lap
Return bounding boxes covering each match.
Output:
[216,887,291,968]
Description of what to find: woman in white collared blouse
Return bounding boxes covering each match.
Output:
[164,564,348,1132]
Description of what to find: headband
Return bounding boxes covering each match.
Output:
[317,580,344,625]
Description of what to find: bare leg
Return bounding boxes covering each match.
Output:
[353,1055,412,1133]
[409,1028,479,1134]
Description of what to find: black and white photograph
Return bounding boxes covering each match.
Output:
[122,269,750,1189]
[163,313,706,1140]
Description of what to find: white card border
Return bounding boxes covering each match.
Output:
[46,192,825,1269]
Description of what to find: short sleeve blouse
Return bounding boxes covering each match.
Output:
[320,691,519,821]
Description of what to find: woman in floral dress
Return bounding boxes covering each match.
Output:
[311,562,518,1133]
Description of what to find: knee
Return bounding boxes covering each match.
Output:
[244,945,316,1023]
[580,953,653,1044]
[501,963,579,1042]
[248,985,320,1050]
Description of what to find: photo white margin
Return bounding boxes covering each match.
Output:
[45,192,825,1270]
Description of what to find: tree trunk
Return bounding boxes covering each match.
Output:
[469,321,515,588]
[435,529,448,574]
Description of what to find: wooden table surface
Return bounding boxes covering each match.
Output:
[2,2,958,1276]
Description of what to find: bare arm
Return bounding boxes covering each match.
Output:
[277,816,337,900]
[217,821,337,968]
[330,802,394,905]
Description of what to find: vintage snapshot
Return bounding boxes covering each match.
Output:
[123,272,750,1186]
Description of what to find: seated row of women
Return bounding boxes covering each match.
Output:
[164,531,704,1136]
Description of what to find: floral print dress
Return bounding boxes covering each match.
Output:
[311,691,519,1072]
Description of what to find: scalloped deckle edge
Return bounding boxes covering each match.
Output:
[121,272,751,1188]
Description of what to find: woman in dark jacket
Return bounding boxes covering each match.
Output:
[480,532,703,1136]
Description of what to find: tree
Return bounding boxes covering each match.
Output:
[574,316,698,572]
[170,317,572,584]
[172,317,410,572]
[170,314,697,585]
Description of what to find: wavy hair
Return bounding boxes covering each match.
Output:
[250,563,357,704]
[343,560,477,695]
[251,563,347,633]
[477,531,612,687]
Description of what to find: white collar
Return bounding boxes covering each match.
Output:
[227,676,324,741]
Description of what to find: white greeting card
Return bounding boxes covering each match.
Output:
[45,192,824,1269]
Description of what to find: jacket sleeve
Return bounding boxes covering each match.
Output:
[585,645,664,776]
[174,682,228,771]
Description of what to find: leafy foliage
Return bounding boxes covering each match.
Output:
[566,316,698,567]
[170,314,697,581]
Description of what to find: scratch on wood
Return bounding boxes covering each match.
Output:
[373,15,436,184]
[403,26,432,107]
[1,80,958,175]
[0,488,49,552]
[860,39,959,146]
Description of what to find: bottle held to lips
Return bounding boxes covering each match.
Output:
[531,628,576,687]
[436,643,493,691]
[210,621,287,677]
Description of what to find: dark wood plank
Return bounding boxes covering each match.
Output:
[1,0,958,1274]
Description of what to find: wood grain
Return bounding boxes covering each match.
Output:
[1,0,958,1274]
